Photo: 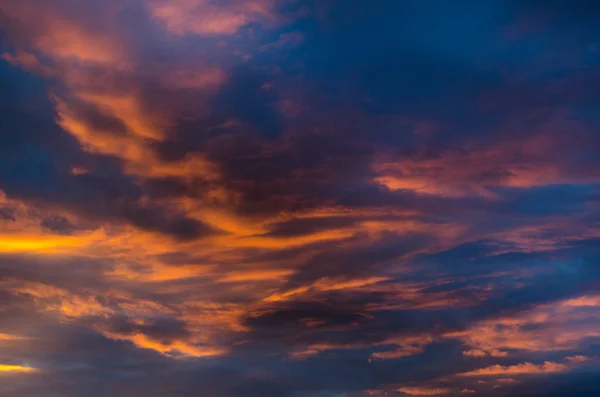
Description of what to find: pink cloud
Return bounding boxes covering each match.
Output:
[149,0,277,35]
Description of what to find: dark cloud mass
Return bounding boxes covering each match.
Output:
[1,1,600,396]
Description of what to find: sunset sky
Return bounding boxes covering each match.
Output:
[1,1,600,396]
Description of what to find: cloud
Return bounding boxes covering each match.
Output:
[566,355,590,363]
[2,0,600,396]
[463,349,508,358]
[148,0,276,35]
[458,361,569,377]
[396,387,451,396]
[0,365,38,373]
[445,293,600,355]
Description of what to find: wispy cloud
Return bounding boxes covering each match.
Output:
[1,0,600,396]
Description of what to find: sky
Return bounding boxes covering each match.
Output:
[1,0,600,396]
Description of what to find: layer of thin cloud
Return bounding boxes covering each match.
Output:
[446,294,600,355]
[396,387,451,396]
[0,365,38,373]
[149,0,277,35]
[457,361,568,377]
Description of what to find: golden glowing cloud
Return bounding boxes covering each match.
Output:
[0,334,24,341]
[0,365,38,373]
[0,233,95,254]
[100,331,224,358]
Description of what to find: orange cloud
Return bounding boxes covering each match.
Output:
[463,349,508,358]
[1,6,598,397]
[99,331,224,358]
[1,50,54,77]
[371,115,600,203]
[396,387,451,396]
[561,296,600,307]
[0,365,38,374]
[445,294,600,355]
[566,355,590,363]
[264,276,389,303]
[218,269,294,283]
[1,1,126,66]
[0,232,100,254]
[457,361,568,377]
[0,334,28,341]
[149,0,275,35]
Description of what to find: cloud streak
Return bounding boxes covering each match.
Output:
[1,1,600,397]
